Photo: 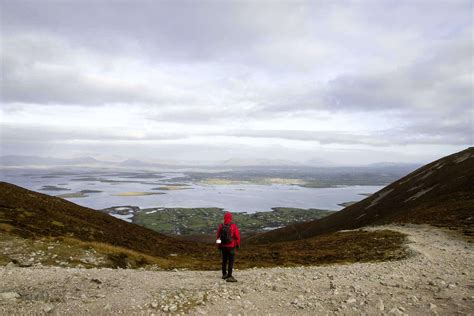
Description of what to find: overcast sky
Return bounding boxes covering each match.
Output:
[0,0,472,165]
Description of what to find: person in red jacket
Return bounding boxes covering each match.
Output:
[216,212,241,282]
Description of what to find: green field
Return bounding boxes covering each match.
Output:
[133,207,334,235]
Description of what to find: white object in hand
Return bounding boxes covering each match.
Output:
[216,238,222,244]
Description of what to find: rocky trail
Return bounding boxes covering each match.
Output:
[1,224,473,315]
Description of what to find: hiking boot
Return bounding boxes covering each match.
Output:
[222,274,228,279]
[226,276,237,282]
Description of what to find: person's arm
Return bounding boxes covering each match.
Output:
[216,224,222,240]
[235,225,241,249]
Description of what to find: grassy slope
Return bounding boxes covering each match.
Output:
[0,182,212,264]
[247,147,474,244]
[0,182,408,269]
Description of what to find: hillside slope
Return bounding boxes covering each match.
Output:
[248,147,474,244]
[0,182,210,261]
[0,182,408,269]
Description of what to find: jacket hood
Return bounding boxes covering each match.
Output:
[224,212,233,224]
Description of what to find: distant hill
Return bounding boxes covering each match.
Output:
[248,147,474,244]
[366,162,422,168]
[220,158,303,167]
[118,158,160,167]
[0,154,422,172]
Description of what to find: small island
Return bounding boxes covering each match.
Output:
[112,192,165,197]
[40,185,70,191]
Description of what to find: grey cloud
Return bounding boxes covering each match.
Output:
[249,34,472,145]
[2,1,471,110]
[223,128,471,146]
[0,124,189,143]
[5,121,466,147]
[1,1,264,62]
[254,34,472,113]
[325,39,471,112]
[149,109,227,123]
[1,0,471,160]
[3,1,468,67]
[1,36,160,105]
[2,65,153,106]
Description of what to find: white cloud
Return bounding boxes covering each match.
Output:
[1,0,472,164]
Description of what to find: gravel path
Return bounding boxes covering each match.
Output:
[1,224,473,315]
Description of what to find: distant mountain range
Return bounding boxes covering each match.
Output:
[247,147,474,244]
[0,155,105,166]
[0,154,421,169]
[220,158,303,167]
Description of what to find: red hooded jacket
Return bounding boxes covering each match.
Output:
[217,212,241,248]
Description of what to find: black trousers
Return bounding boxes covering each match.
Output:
[221,247,235,276]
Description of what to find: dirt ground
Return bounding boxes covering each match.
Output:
[1,224,473,315]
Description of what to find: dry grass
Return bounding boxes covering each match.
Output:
[0,232,171,269]
[59,237,167,268]
[0,223,15,232]
[0,228,409,270]
[236,229,409,269]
